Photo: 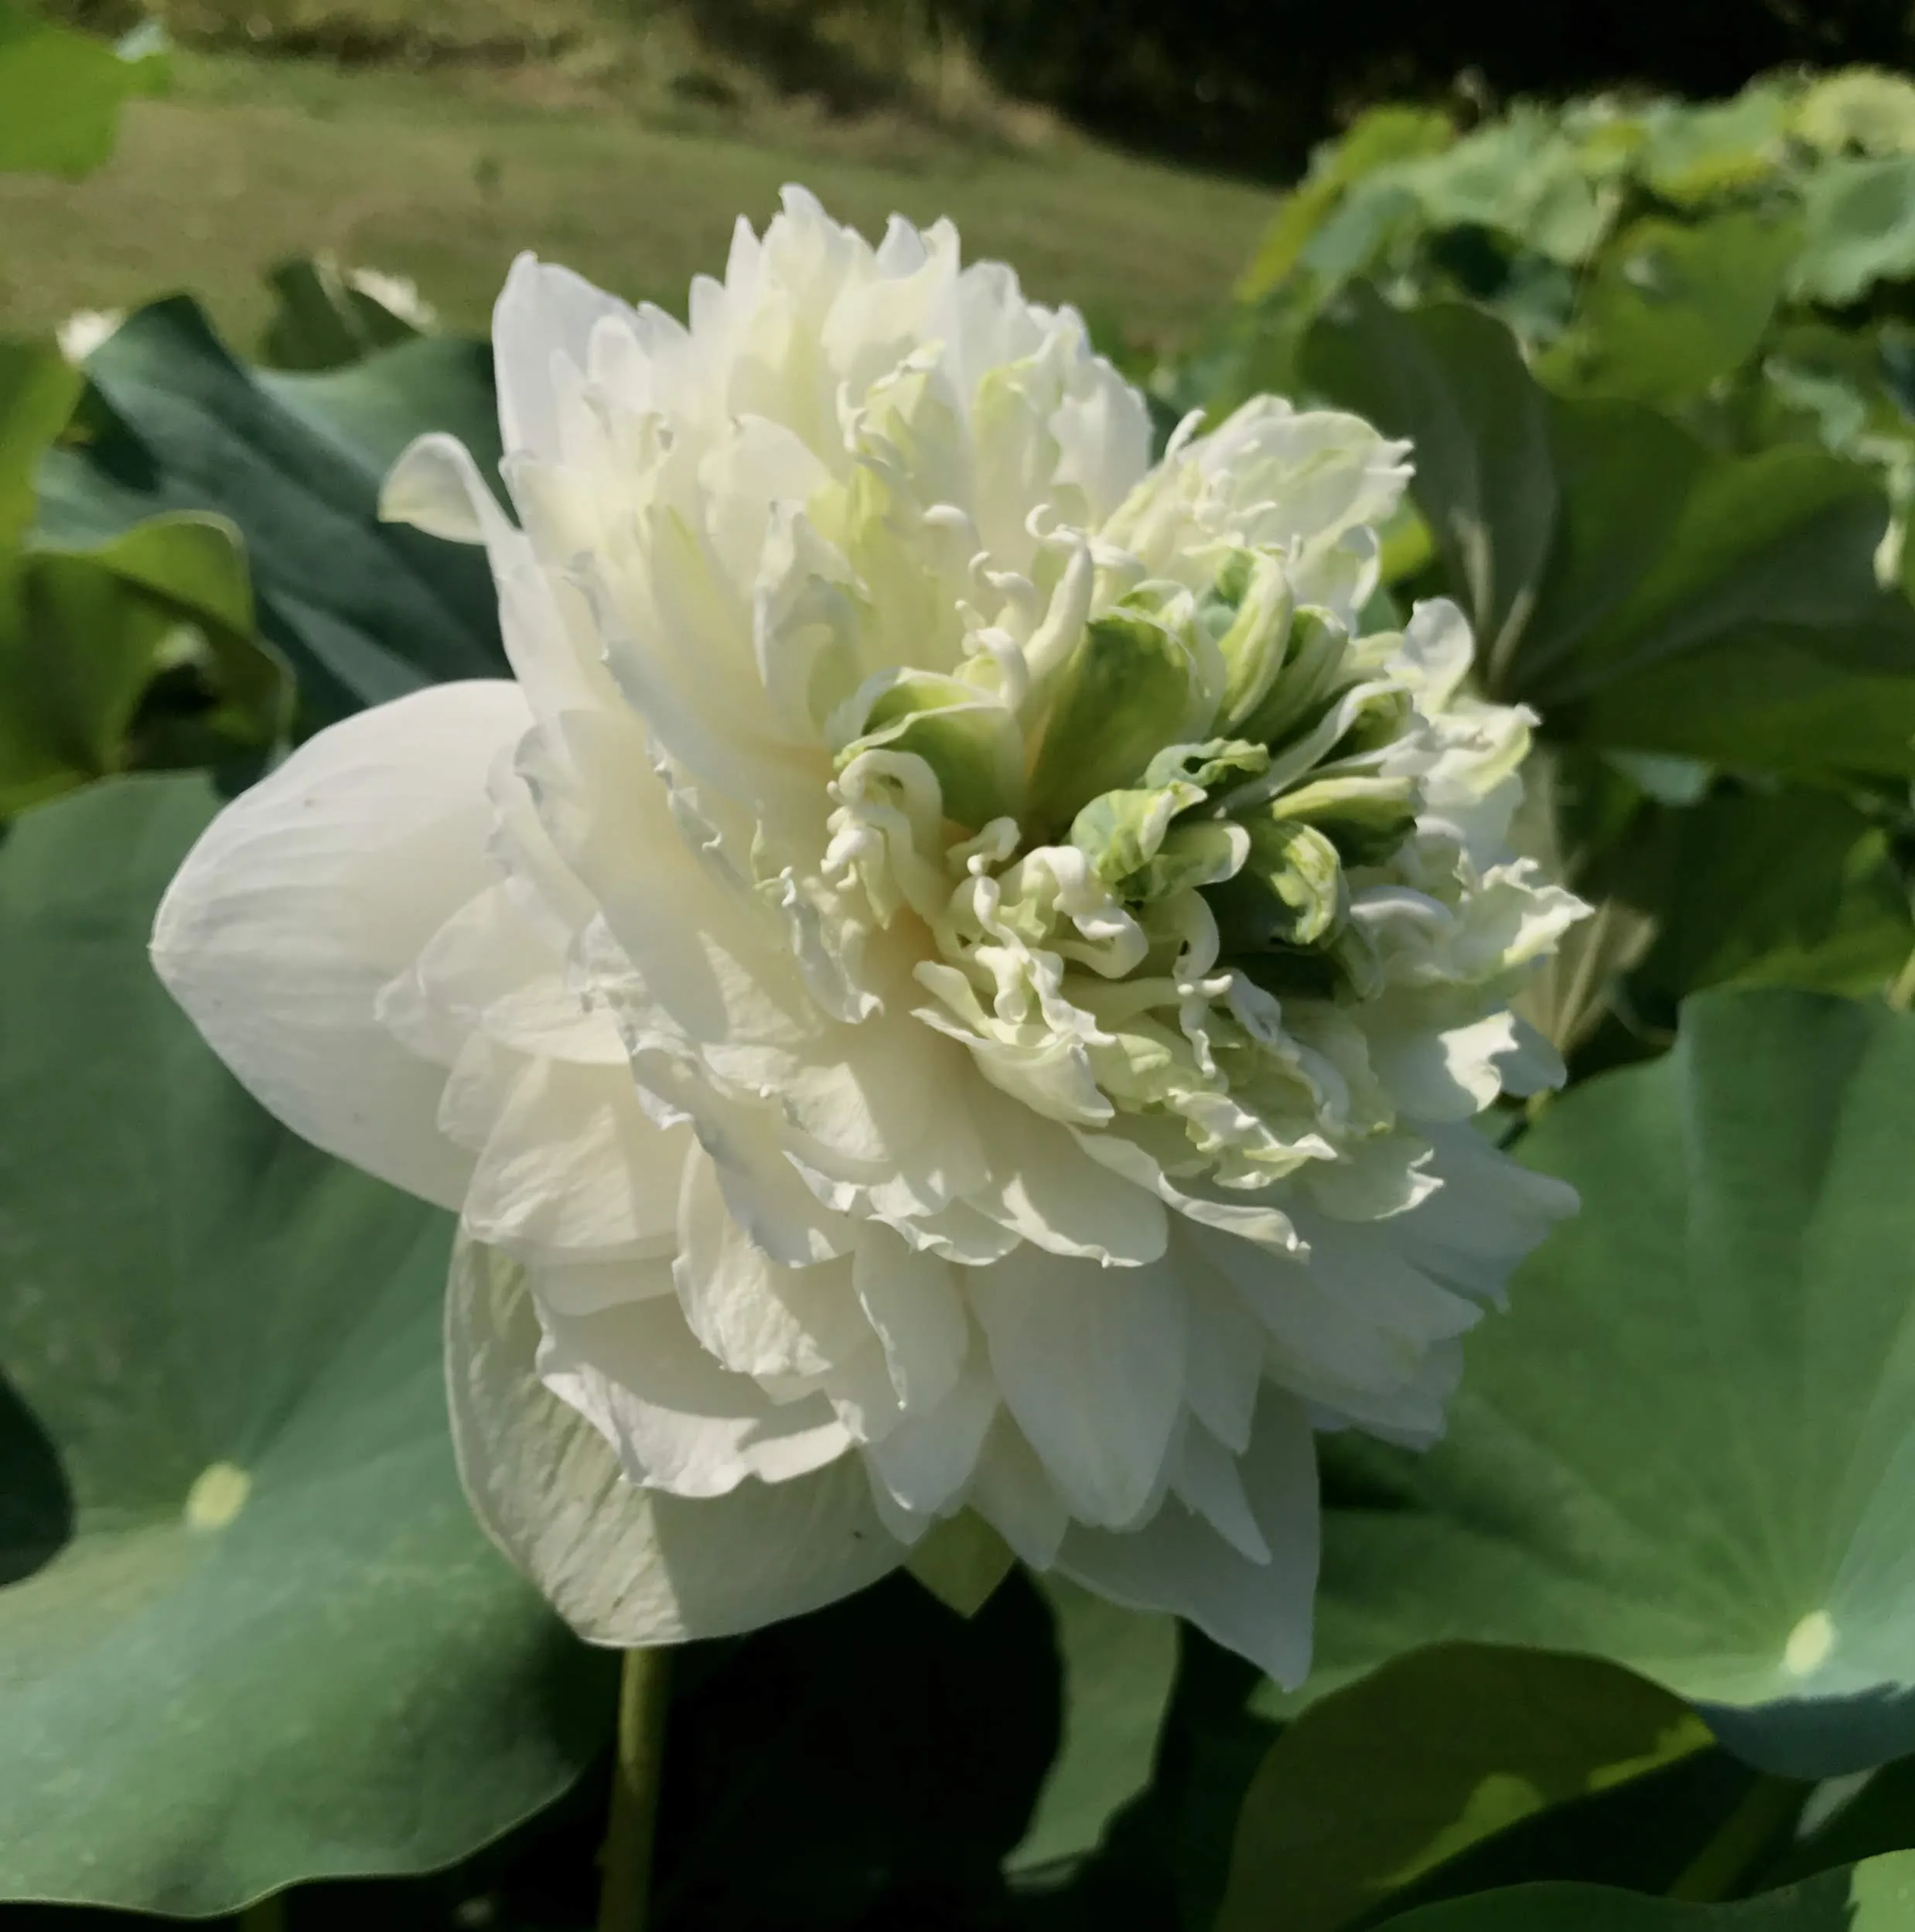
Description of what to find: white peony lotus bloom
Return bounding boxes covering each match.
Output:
[56,307,125,366]
[152,188,1584,1684]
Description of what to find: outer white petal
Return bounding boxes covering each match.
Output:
[1367,1010,1536,1125]
[969,1090,1170,1267]
[383,431,617,719]
[968,1414,1071,1568]
[450,1237,903,1644]
[968,1246,1188,1529]
[1391,1122,1579,1300]
[1057,1389,1320,1688]
[493,253,641,466]
[1184,1261,1266,1455]
[1169,1422,1272,1562]
[534,1273,853,1497]
[151,681,529,1210]
[862,1344,998,1521]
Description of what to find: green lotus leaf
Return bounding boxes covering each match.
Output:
[1304,290,1915,780]
[1548,213,1800,408]
[1796,159,1915,307]
[1374,1848,1915,1930]
[1,510,289,815]
[1637,87,1792,207]
[1797,71,1915,159]
[0,2,164,179]
[1306,989,1915,1780]
[1007,1578,1179,1880]
[36,298,507,726]
[1217,1647,1712,1932]
[1237,104,1457,300]
[0,774,609,1914]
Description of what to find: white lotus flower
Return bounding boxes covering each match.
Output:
[57,307,125,366]
[347,265,439,333]
[151,188,1583,1683]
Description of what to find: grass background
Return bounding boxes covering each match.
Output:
[0,22,1275,356]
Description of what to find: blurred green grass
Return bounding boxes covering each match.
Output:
[0,47,1272,354]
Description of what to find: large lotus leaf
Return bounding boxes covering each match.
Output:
[1753,323,1915,467]
[1797,72,1915,159]
[1534,426,1915,777]
[1306,990,1915,1780]
[260,255,425,373]
[1007,1576,1179,1879]
[1302,290,1915,780]
[1598,789,1914,1007]
[1400,110,1606,264]
[1302,288,1555,681]
[1636,87,1792,207]
[1796,159,1915,307]
[1217,1647,1711,1932]
[0,341,80,551]
[1546,213,1800,408]
[1374,1849,1915,1930]
[1237,104,1456,300]
[0,775,610,1913]
[0,513,286,815]
[0,3,162,179]
[1760,1755,1915,1893]
[36,299,507,725]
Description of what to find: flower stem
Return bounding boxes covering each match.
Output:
[597,1647,671,1932]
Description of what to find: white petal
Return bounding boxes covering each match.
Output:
[534,1275,852,1497]
[1393,1122,1579,1299]
[852,1230,968,1409]
[151,681,529,1210]
[862,1344,997,1518]
[533,1251,679,1316]
[449,1235,903,1643]
[380,882,625,1069]
[493,253,640,465]
[460,1053,689,1261]
[1058,1389,1319,1688]
[968,1246,1188,1529]
[527,709,963,1174]
[1367,1010,1528,1124]
[1189,1217,1470,1437]
[1169,1422,1271,1562]
[674,1144,875,1378]
[382,431,502,547]
[384,433,617,721]
[971,1091,1170,1267]
[968,1413,1070,1568]
[695,1097,855,1268]
[1185,1260,1266,1455]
